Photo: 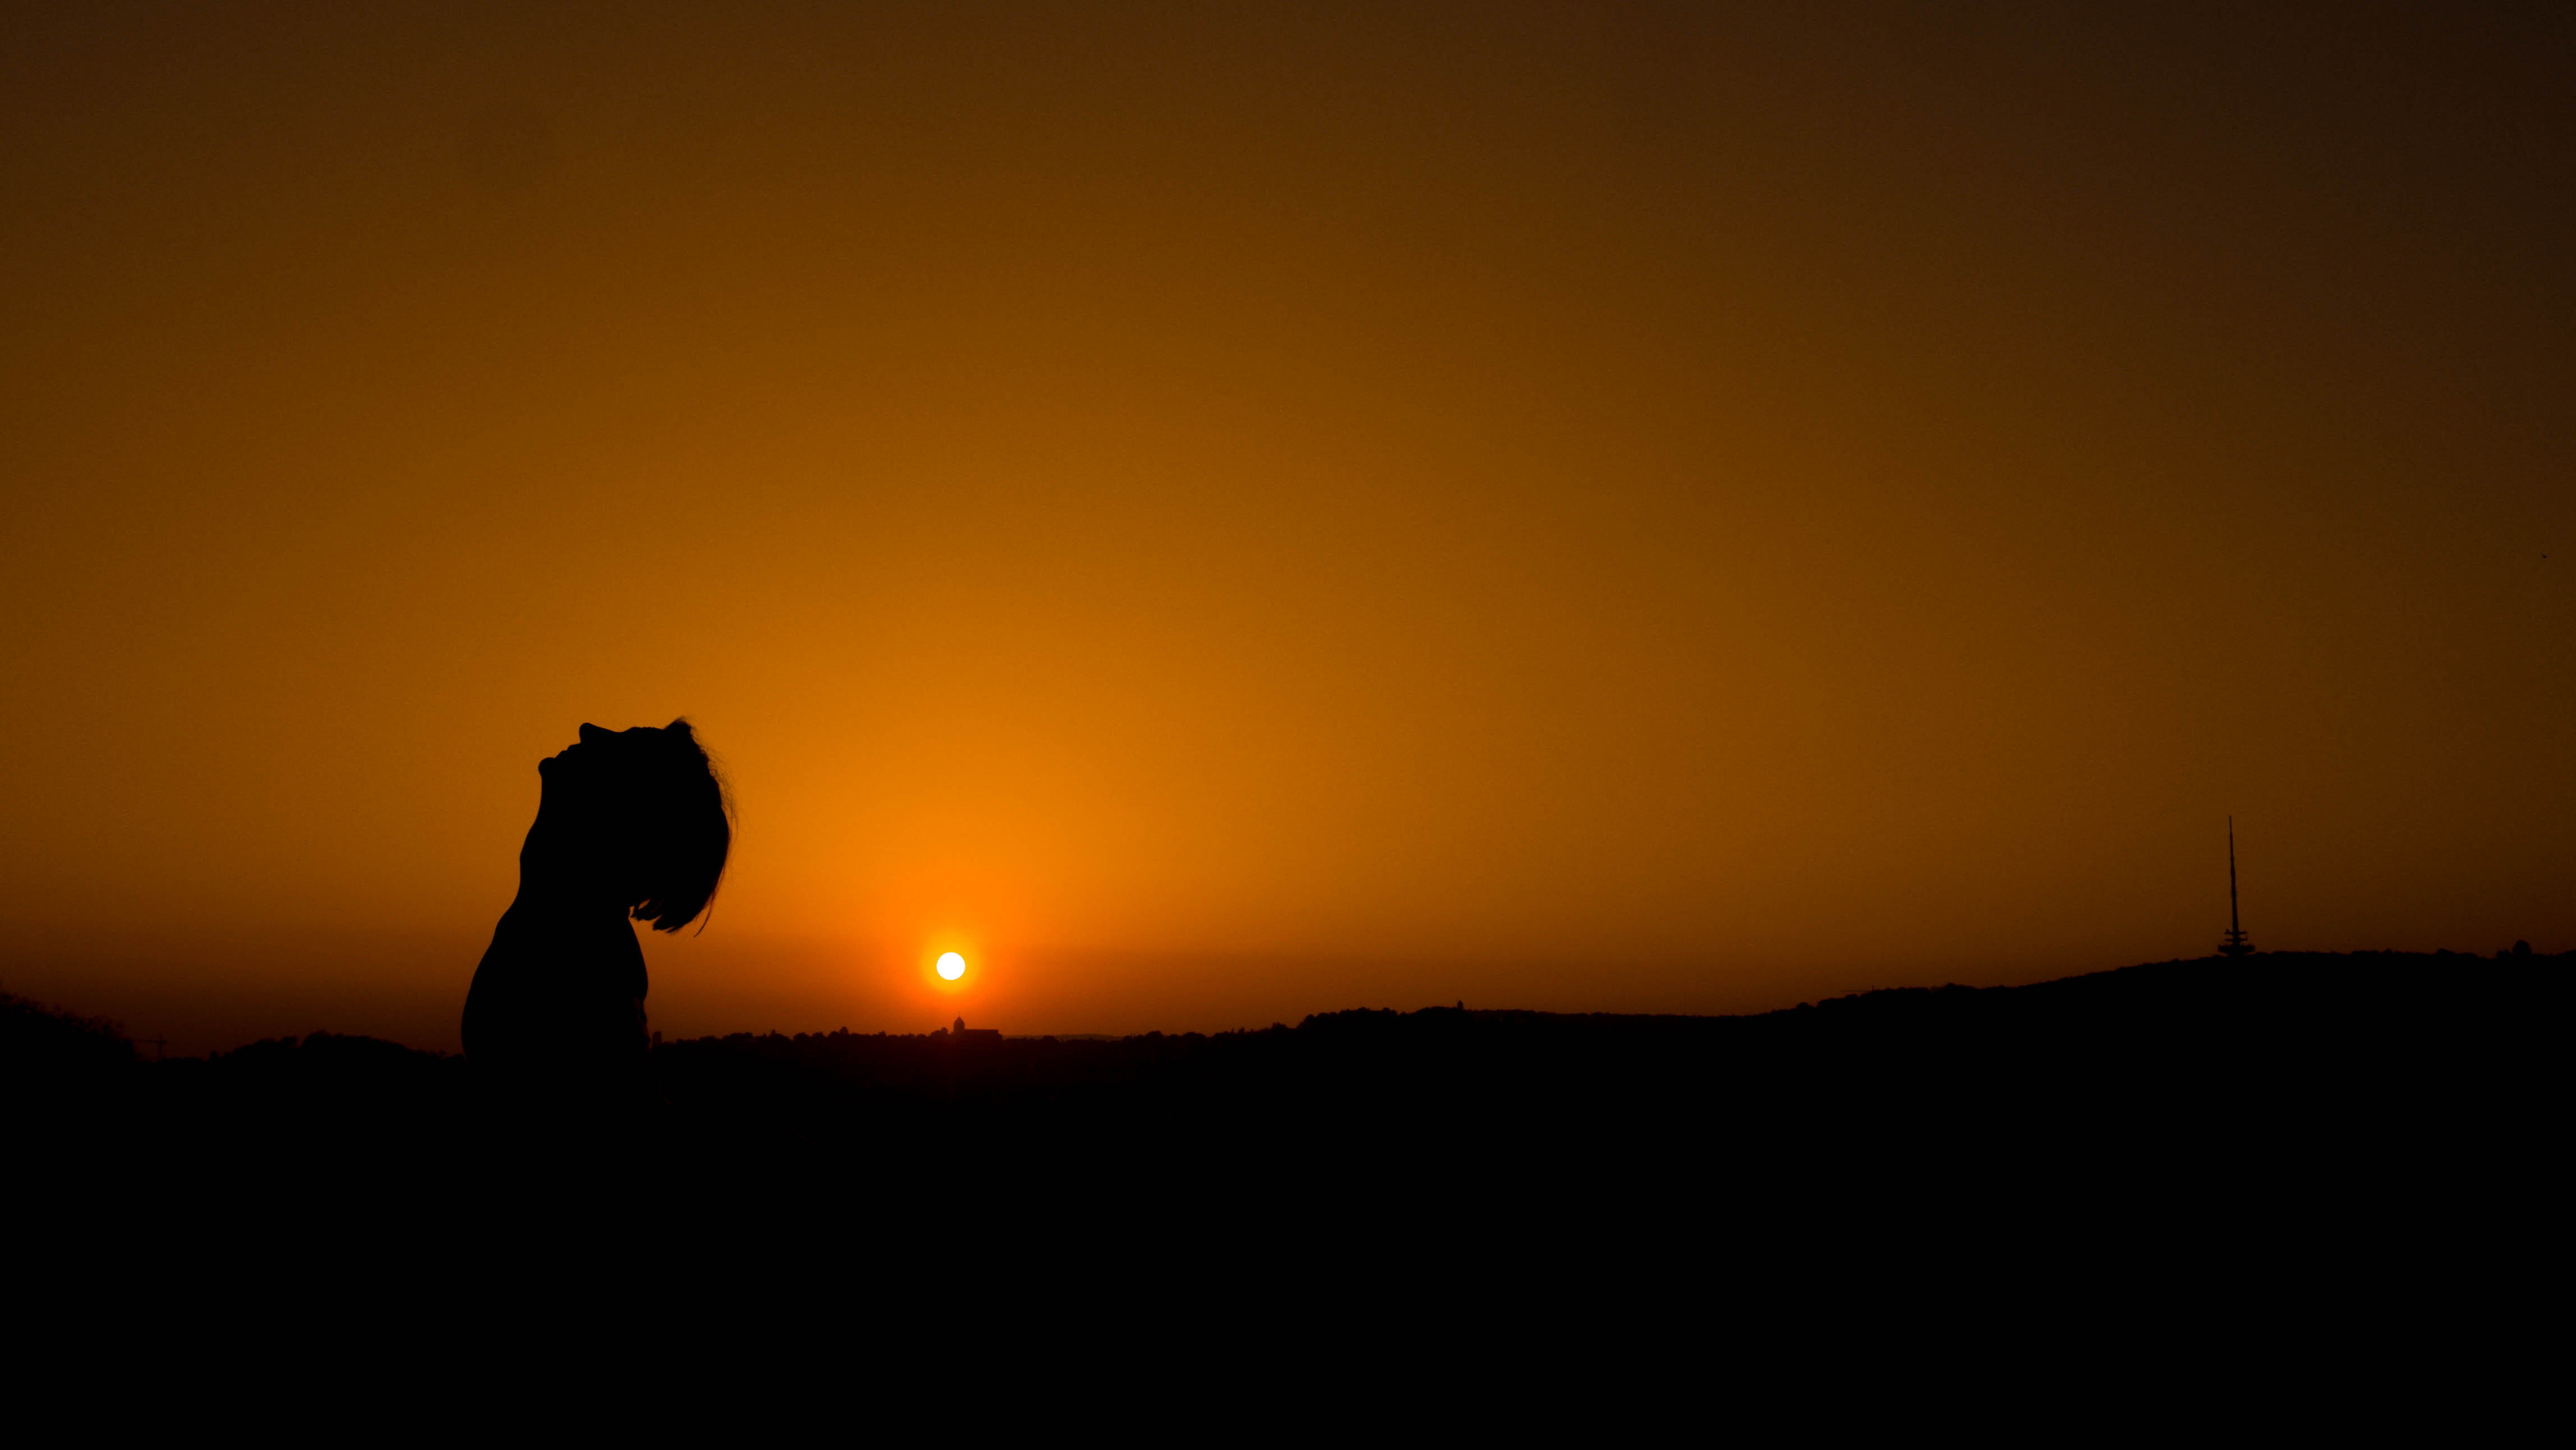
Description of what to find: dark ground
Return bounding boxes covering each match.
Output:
[9,948,2559,1368]
[16,948,2558,1202]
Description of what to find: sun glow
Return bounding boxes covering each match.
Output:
[937,951,966,981]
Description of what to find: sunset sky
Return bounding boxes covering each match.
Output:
[4,2,2570,1052]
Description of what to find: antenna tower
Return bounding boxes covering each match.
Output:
[2218,816,2253,957]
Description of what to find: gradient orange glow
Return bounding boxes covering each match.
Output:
[2,4,2570,1051]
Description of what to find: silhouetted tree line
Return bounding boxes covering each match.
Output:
[13,947,2562,1316]
[2,986,137,1079]
[15,949,2561,1172]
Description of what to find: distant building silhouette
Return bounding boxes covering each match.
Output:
[949,1015,1002,1043]
[2219,816,2255,957]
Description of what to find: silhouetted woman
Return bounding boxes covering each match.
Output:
[463,719,731,1091]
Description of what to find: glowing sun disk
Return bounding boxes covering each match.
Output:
[937,951,965,980]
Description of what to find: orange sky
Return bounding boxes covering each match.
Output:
[4,3,2570,1052]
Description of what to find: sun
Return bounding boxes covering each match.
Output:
[937,951,966,981]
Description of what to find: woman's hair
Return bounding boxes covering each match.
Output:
[619,717,733,933]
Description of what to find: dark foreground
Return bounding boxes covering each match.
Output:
[20,949,2559,1185]
[10,949,2560,1348]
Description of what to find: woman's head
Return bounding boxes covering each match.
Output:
[536,718,733,931]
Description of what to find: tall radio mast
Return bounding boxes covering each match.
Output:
[2219,816,2253,957]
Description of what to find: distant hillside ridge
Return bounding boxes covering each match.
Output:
[7,946,2561,1073]
[1,984,137,1079]
[15,949,2558,1273]
[642,948,2561,1127]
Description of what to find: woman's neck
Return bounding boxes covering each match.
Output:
[512,864,629,920]
[514,798,631,919]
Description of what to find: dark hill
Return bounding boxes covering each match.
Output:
[17,950,2561,1142]
[646,949,2561,1180]
[19,951,2552,1170]
[15,950,2558,1288]
[2,985,137,1081]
